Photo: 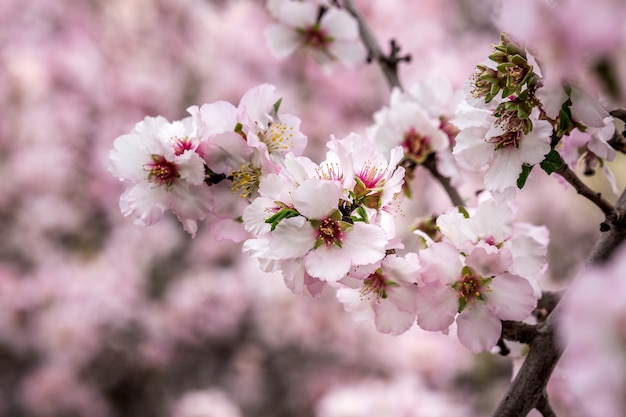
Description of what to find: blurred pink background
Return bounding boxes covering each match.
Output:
[1,1,622,416]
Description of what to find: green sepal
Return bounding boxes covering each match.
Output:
[517,163,533,189]
[458,297,468,313]
[273,97,283,114]
[557,103,574,137]
[351,206,369,223]
[265,207,300,231]
[458,205,470,219]
[234,122,245,139]
[461,265,474,276]
[540,149,564,175]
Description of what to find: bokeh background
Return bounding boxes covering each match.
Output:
[0,1,622,416]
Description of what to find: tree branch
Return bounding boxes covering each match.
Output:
[342,0,406,90]
[492,187,626,417]
[342,0,464,208]
[422,155,465,207]
[556,163,619,231]
[501,321,538,345]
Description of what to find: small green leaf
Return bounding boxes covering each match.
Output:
[273,97,283,114]
[264,207,300,231]
[517,164,533,189]
[458,297,468,313]
[540,149,563,175]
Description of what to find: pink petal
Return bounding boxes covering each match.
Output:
[292,179,342,219]
[304,247,352,281]
[373,301,415,336]
[415,281,457,332]
[321,8,359,40]
[341,223,388,266]
[264,24,300,58]
[270,216,315,259]
[456,304,502,352]
[487,273,537,321]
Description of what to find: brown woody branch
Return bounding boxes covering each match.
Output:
[342,0,408,90]
[492,187,626,417]
[556,163,619,231]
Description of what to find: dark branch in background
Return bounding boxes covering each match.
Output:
[534,290,563,321]
[342,0,409,90]
[341,3,626,416]
[342,0,466,208]
[501,321,537,345]
[492,187,626,417]
[609,109,626,153]
[422,155,465,206]
[536,391,557,417]
[555,163,618,231]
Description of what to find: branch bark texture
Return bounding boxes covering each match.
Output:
[492,188,626,417]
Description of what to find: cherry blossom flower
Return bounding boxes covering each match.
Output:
[415,241,538,352]
[453,102,552,192]
[336,253,420,335]
[266,179,388,282]
[188,84,307,240]
[108,115,211,237]
[367,78,464,186]
[264,1,366,68]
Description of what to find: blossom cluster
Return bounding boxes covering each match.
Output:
[109,84,306,239]
[454,33,616,193]
[109,82,550,352]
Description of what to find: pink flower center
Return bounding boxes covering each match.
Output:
[299,25,331,49]
[316,218,344,247]
[145,154,179,188]
[453,268,491,311]
[357,161,386,188]
[488,130,522,150]
[360,270,389,301]
[173,137,194,156]
[402,127,431,163]
[458,274,482,302]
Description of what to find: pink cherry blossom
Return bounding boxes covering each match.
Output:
[453,103,552,192]
[415,241,538,352]
[267,179,389,282]
[336,253,421,335]
[108,115,211,237]
[264,1,367,69]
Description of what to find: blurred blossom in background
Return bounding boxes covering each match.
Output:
[0,0,623,416]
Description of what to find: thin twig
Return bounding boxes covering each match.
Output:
[342,0,403,91]
[422,155,465,206]
[556,163,618,231]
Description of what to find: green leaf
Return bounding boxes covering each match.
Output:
[458,297,468,313]
[351,206,369,223]
[540,149,563,175]
[517,164,533,189]
[557,104,574,137]
[457,206,470,219]
[264,207,300,231]
[273,98,283,114]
